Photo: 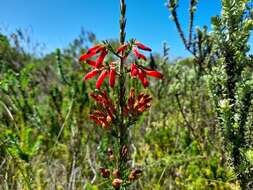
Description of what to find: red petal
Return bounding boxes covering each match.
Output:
[98,117,109,128]
[135,42,152,51]
[133,48,147,61]
[144,70,163,79]
[137,98,152,109]
[143,78,149,87]
[89,115,101,125]
[79,51,97,61]
[90,93,100,102]
[137,105,147,113]
[96,50,107,67]
[86,60,96,67]
[83,69,99,80]
[131,63,138,77]
[130,88,135,99]
[138,69,149,88]
[87,45,103,54]
[117,44,129,54]
[96,70,108,89]
[93,110,106,117]
[106,107,114,120]
[137,93,145,101]
[109,66,116,88]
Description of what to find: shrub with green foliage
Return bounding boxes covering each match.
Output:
[168,0,253,189]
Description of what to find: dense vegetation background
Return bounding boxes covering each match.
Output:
[1,0,253,189]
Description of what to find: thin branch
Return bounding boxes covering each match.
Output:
[170,6,189,50]
[188,0,197,48]
[175,94,198,139]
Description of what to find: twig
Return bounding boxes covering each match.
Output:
[175,94,198,139]
[188,0,196,47]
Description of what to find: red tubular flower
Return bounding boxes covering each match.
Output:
[93,110,107,117]
[95,49,107,67]
[86,60,96,67]
[87,45,103,54]
[129,64,163,86]
[117,44,129,54]
[144,68,163,79]
[89,115,101,125]
[138,69,149,88]
[90,113,109,129]
[90,110,111,129]
[130,63,138,77]
[90,93,103,103]
[79,44,105,62]
[90,91,108,105]
[96,70,108,89]
[133,48,147,61]
[136,95,152,112]
[83,69,99,80]
[136,94,152,112]
[79,51,97,61]
[135,41,152,51]
[84,60,117,88]
[109,64,116,88]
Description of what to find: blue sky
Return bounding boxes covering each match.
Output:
[0,0,221,58]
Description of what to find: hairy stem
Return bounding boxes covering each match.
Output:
[118,0,127,182]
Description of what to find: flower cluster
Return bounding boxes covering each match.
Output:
[89,89,152,128]
[79,44,116,88]
[124,88,152,117]
[130,63,163,87]
[116,40,151,60]
[79,40,163,88]
[89,91,116,129]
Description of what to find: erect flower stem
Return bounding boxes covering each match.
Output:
[120,0,126,45]
[118,0,127,182]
